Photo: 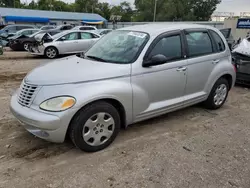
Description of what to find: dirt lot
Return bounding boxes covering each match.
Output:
[0,51,250,188]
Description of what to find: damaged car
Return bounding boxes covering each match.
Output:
[232,36,250,85]
[29,30,100,59]
[9,30,60,51]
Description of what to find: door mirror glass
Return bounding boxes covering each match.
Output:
[143,54,168,67]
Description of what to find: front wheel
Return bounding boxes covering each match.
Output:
[23,42,30,51]
[45,46,58,59]
[204,78,229,110]
[69,102,121,152]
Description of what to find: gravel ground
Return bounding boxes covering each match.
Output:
[0,51,250,188]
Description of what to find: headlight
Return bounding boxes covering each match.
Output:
[40,96,76,112]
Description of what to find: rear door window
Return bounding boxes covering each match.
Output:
[80,32,93,39]
[185,31,213,57]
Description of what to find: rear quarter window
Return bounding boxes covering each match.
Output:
[210,30,226,52]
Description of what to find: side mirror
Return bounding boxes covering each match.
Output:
[5,29,9,33]
[143,54,168,67]
[76,51,85,58]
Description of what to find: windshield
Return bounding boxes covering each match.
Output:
[15,30,24,35]
[85,30,149,64]
[72,26,79,30]
[51,31,68,39]
[30,30,44,38]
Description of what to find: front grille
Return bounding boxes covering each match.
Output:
[18,82,38,107]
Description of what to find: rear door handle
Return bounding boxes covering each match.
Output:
[176,67,187,72]
[212,60,220,64]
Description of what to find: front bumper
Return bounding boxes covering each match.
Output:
[29,45,45,56]
[10,93,76,143]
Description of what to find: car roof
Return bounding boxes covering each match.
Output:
[72,26,96,29]
[52,29,100,39]
[19,28,39,31]
[119,23,218,36]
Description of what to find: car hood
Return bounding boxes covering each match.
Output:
[25,56,131,85]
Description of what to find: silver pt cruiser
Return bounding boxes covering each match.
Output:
[10,24,236,152]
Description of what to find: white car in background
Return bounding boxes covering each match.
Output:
[29,30,101,59]
[72,26,97,31]
[40,25,56,30]
[94,29,112,36]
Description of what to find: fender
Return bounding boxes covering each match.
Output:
[33,77,133,125]
[204,58,236,96]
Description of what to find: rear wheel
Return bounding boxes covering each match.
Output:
[204,78,229,110]
[45,46,58,59]
[69,101,121,152]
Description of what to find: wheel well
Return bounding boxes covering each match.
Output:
[103,99,126,129]
[220,74,233,90]
[66,99,127,139]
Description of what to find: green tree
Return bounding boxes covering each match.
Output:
[0,0,21,8]
[134,0,221,21]
[191,0,221,21]
[96,2,111,20]
[74,0,98,13]
[111,1,133,22]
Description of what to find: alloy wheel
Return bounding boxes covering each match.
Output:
[213,83,227,106]
[46,48,57,58]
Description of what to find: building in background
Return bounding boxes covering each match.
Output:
[224,17,250,40]
[211,12,235,22]
[0,7,107,28]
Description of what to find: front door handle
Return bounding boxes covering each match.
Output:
[176,67,187,72]
[212,60,220,64]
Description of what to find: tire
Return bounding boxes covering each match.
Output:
[204,78,229,110]
[23,42,30,51]
[45,46,58,59]
[69,101,121,152]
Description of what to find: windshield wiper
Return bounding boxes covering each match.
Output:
[86,55,107,62]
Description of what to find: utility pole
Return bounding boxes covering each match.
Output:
[153,0,157,22]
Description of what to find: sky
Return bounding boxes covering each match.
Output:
[21,0,250,15]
